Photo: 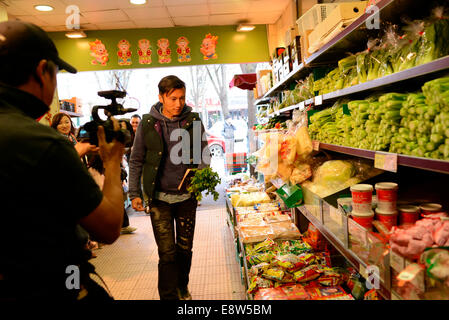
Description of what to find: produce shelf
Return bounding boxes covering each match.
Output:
[305,0,438,66]
[316,141,449,175]
[254,97,271,106]
[257,62,310,102]
[297,205,391,300]
[320,55,449,104]
[270,55,449,115]
[258,0,444,105]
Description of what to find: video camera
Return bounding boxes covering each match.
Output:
[78,90,137,146]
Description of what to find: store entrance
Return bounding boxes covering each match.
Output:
[56,63,264,182]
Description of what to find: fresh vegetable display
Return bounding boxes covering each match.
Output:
[187,167,221,202]
[253,115,289,131]
[309,76,449,161]
[313,11,449,96]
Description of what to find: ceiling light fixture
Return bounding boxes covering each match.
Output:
[34,5,54,12]
[65,30,87,39]
[130,0,147,4]
[237,24,255,32]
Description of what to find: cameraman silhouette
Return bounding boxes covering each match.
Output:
[0,21,125,301]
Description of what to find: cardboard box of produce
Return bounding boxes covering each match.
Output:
[308,1,367,55]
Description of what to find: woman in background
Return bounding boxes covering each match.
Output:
[51,112,98,158]
[51,112,100,255]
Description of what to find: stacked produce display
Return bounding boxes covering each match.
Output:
[313,11,449,95]
[308,76,449,160]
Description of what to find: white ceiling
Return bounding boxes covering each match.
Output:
[1,0,291,31]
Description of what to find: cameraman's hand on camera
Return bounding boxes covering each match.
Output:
[97,118,124,167]
[75,142,99,158]
[79,118,125,244]
[132,197,145,212]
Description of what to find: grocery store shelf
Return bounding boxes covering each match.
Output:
[254,97,271,106]
[297,205,391,300]
[269,55,449,115]
[305,0,436,66]
[259,62,311,100]
[316,141,449,174]
[305,0,394,66]
[320,55,449,104]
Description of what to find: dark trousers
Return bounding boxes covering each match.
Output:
[149,197,197,300]
[122,209,129,228]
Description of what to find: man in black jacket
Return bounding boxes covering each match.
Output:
[0,21,125,301]
[129,75,210,300]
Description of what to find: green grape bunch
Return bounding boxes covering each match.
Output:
[187,167,221,202]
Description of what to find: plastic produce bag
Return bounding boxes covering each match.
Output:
[270,221,302,240]
[420,248,449,286]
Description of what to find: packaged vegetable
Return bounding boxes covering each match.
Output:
[270,221,302,240]
[290,163,312,185]
[240,225,274,244]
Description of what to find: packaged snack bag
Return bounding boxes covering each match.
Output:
[364,289,382,300]
[247,252,274,266]
[306,286,353,300]
[262,268,285,282]
[289,240,313,255]
[252,238,276,254]
[254,288,286,300]
[248,276,274,294]
[280,284,310,300]
[248,262,271,278]
[293,265,323,282]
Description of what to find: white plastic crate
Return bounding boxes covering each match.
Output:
[296,3,339,36]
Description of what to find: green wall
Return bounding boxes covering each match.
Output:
[49,25,270,72]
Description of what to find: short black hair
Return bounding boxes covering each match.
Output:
[0,58,57,87]
[131,114,141,119]
[158,75,185,96]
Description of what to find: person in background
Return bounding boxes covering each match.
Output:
[51,112,98,158]
[0,20,125,301]
[118,119,137,234]
[129,75,210,300]
[51,112,101,254]
[223,117,235,175]
[130,114,141,135]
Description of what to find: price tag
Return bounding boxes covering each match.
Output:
[374,152,397,172]
[359,264,368,279]
[312,140,320,151]
[314,95,323,106]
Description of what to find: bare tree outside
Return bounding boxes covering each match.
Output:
[189,65,208,125]
[94,69,133,92]
[240,63,257,156]
[205,64,230,120]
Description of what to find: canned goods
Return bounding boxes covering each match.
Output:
[351,210,374,230]
[398,205,420,225]
[351,184,373,214]
[375,208,398,230]
[375,182,398,212]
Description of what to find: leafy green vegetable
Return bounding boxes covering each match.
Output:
[187,167,221,202]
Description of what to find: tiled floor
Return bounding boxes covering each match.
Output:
[91,159,247,300]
